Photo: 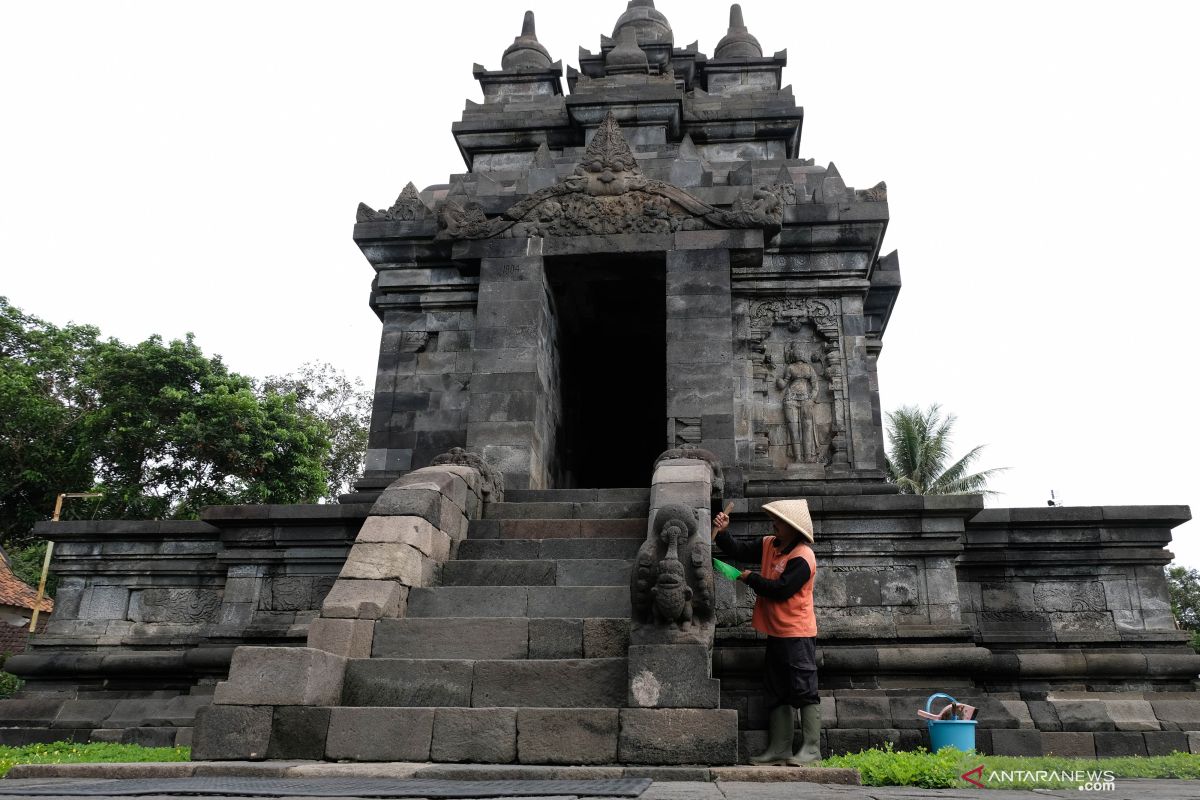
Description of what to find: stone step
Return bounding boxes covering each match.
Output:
[468,518,646,540]
[457,538,642,561]
[341,658,628,709]
[372,617,631,661]
[504,488,650,503]
[195,705,741,766]
[483,501,649,520]
[441,559,632,587]
[408,586,631,619]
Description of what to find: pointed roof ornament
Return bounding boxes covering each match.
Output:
[579,111,641,176]
[502,10,553,71]
[714,4,763,59]
[533,142,554,169]
[605,25,650,74]
[678,134,701,161]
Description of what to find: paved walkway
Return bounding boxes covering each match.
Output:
[0,777,1198,800]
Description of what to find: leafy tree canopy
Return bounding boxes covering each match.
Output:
[0,297,365,548]
[884,403,1005,496]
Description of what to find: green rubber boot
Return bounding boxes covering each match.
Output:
[750,705,795,765]
[787,702,822,765]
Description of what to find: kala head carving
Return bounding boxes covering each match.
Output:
[571,111,645,196]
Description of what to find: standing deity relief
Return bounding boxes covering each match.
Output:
[748,299,849,470]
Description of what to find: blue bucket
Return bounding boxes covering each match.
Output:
[925,693,976,752]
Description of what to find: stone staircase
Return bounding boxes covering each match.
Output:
[194,465,738,765]
[307,489,647,763]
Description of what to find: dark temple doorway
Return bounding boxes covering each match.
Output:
[548,255,666,488]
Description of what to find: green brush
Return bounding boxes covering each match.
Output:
[712,558,742,581]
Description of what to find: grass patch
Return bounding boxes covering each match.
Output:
[0,742,189,778]
[823,745,1200,789]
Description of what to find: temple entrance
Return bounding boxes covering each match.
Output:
[548,255,666,488]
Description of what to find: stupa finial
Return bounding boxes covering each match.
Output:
[714,3,763,59]
[502,9,553,71]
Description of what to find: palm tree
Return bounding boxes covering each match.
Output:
[884,404,1005,495]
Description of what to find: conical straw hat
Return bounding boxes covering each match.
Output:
[762,499,814,543]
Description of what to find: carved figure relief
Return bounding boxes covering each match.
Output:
[747,299,850,471]
[777,342,821,463]
[631,504,715,643]
[435,112,787,240]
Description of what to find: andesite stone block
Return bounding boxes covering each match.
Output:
[518,708,619,764]
[584,618,630,658]
[321,579,406,620]
[340,541,434,585]
[431,707,517,763]
[326,707,434,761]
[471,659,627,708]
[627,644,720,709]
[267,706,330,760]
[618,708,739,765]
[307,618,375,658]
[529,618,584,659]
[373,617,529,660]
[1041,731,1096,757]
[212,647,345,707]
[355,516,452,561]
[342,658,473,707]
[191,705,272,761]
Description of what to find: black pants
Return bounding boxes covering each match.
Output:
[764,635,819,709]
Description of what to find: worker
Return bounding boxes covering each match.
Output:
[712,499,820,765]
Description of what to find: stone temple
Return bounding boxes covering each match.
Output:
[2,0,1197,765]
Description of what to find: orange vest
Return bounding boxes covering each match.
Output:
[751,536,817,638]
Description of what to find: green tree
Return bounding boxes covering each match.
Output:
[1166,566,1200,652]
[84,335,330,519]
[0,298,100,545]
[884,403,1005,495]
[259,362,371,501]
[0,298,335,544]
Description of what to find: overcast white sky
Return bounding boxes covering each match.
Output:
[2,1,1197,563]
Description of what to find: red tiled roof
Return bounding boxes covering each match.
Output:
[0,558,53,613]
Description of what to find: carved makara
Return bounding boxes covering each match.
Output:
[435,111,785,239]
[631,505,715,640]
[430,447,505,500]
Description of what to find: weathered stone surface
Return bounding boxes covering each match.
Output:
[1041,731,1096,757]
[529,618,583,659]
[356,516,452,561]
[471,659,626,708]
[431,708,517,763]
[342,658,473,707]
[213,647,345,707]
[340,541,434,585]
[517,708,618,764]
[326,707,434,761]
[267,706,330,760]
[618,708,739,765]
[990,729,1042,756]
[373,617,529,660]
[584,618,630,658]
[307,618,375,658]
[627,645,720,709]
[321,579,405,620]
[191,705,272,761]
[1094,731,1148,757]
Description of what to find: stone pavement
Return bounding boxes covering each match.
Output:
[0,778,1199,800]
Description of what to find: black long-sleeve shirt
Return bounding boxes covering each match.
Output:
[714,530,811,601]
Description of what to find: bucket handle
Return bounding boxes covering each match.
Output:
[925,692,958,716]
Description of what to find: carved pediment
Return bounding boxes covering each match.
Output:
[436,111,787,240]
[357,182,432,223]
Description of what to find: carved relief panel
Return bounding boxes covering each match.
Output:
[746,299,850,472]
